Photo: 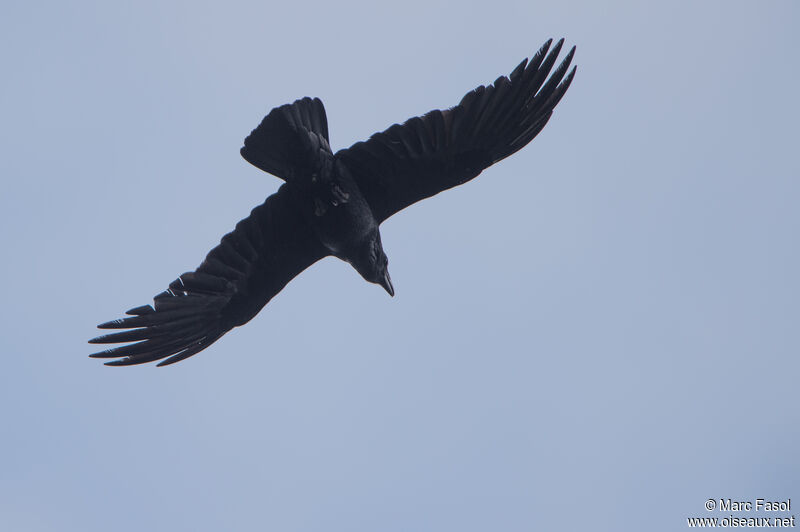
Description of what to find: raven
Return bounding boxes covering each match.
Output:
[90,39,576,366]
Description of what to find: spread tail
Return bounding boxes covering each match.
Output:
[240,97,331,181]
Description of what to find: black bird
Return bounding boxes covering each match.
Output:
[90,39,576,367]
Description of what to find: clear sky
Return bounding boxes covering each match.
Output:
[2,1,798,531]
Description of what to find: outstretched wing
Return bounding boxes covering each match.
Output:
[89,184,328,367]
[336,38,576,223]
[241,97,331,181]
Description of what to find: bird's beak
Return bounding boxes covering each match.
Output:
[379,270,395,297]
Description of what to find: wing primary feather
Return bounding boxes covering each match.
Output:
[522,38,564,107]
[156,333,225,367]
[89,314,212,345]
[484,39,558,138]
[508,57,528,83]
[103,341,200,366]
[540,65,577,113]
[508,113,552,154]
[96,307,210,329]
[125,305,155,316]
[90,328,207,360]
[90,328,162,345]
[529,45,576,109]
[522,39,553,81]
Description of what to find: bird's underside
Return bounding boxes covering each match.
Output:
[90,38,576,366]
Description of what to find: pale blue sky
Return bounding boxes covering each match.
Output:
[1,1,798,531]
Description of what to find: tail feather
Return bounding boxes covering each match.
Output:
[241,97,331,181]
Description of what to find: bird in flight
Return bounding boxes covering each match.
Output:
[90,38,576,367]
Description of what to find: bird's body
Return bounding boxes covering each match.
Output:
[304,159,376,261]
[90,39,576,366]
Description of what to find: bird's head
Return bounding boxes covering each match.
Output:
[349,229,394,297]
